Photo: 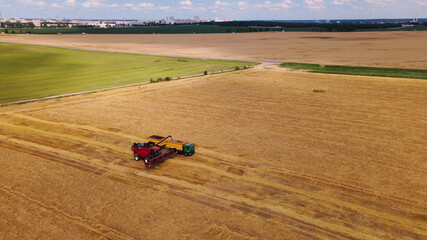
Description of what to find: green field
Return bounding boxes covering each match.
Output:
[0,43,256,104]
[280,62,427,79]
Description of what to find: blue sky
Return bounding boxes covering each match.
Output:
[0,0,426,20]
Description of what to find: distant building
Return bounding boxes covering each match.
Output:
[32,19,41,28]
[214,17,232,22]
[165,16,175,24]
[0,16,211,28]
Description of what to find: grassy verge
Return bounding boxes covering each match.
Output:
[280,63,427,79]
[0,43,256,103]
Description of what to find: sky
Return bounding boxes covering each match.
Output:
[0,0,426,20]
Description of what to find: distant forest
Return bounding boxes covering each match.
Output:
[2,21,427,34]
[200,21,427,32]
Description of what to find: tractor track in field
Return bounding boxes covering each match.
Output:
[0,122,354,240]
[0,109,426,239]
[1,69,426,239]
[2,111,426,211]
[0,186,134,240]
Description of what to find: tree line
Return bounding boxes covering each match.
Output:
[1,22,35,29]
[201,21,403,32]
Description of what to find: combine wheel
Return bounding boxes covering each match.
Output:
[144,157,151,167]
[185,150,195,156]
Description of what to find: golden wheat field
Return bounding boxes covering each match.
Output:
[1,67,426,239]
[1,31,427,69]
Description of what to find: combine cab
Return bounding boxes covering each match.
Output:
[131,135,195,167]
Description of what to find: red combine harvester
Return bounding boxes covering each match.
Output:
[131,135,195,167]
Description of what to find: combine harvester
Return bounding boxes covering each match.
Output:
[131,135,195,167]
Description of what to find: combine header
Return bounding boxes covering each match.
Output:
[131,135,195,167]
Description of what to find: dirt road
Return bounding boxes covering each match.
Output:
[2,31,427,69]
[1,69,426,239]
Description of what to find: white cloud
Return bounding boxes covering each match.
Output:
[364,0,395,6]
[129,3,154,11]
[122,3,170,11]
[179,0,193,9]
[255,1,271,8]
[215,1,229,6]
[137,3,153,9]
[275,0,292,8]
[416,0,427,6]
[180,0,192,6]
[65,0,76,6]
[34,1,46,7]
[82,0,118,8]
[138,3,154,8]
[158,5,170,10]
[213,0,229,11]
[237,1,248,10]
[197,6,208,11]
[50,2,61,7]
[82,0,99,8]
[50,0,76,8]
[332,0,351,5]
[304,0,324,10]
[19,0,47,7]
[238,1,247,6]
[179,0,208,10]
[255,0,292,10]
[0,0,11,7]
